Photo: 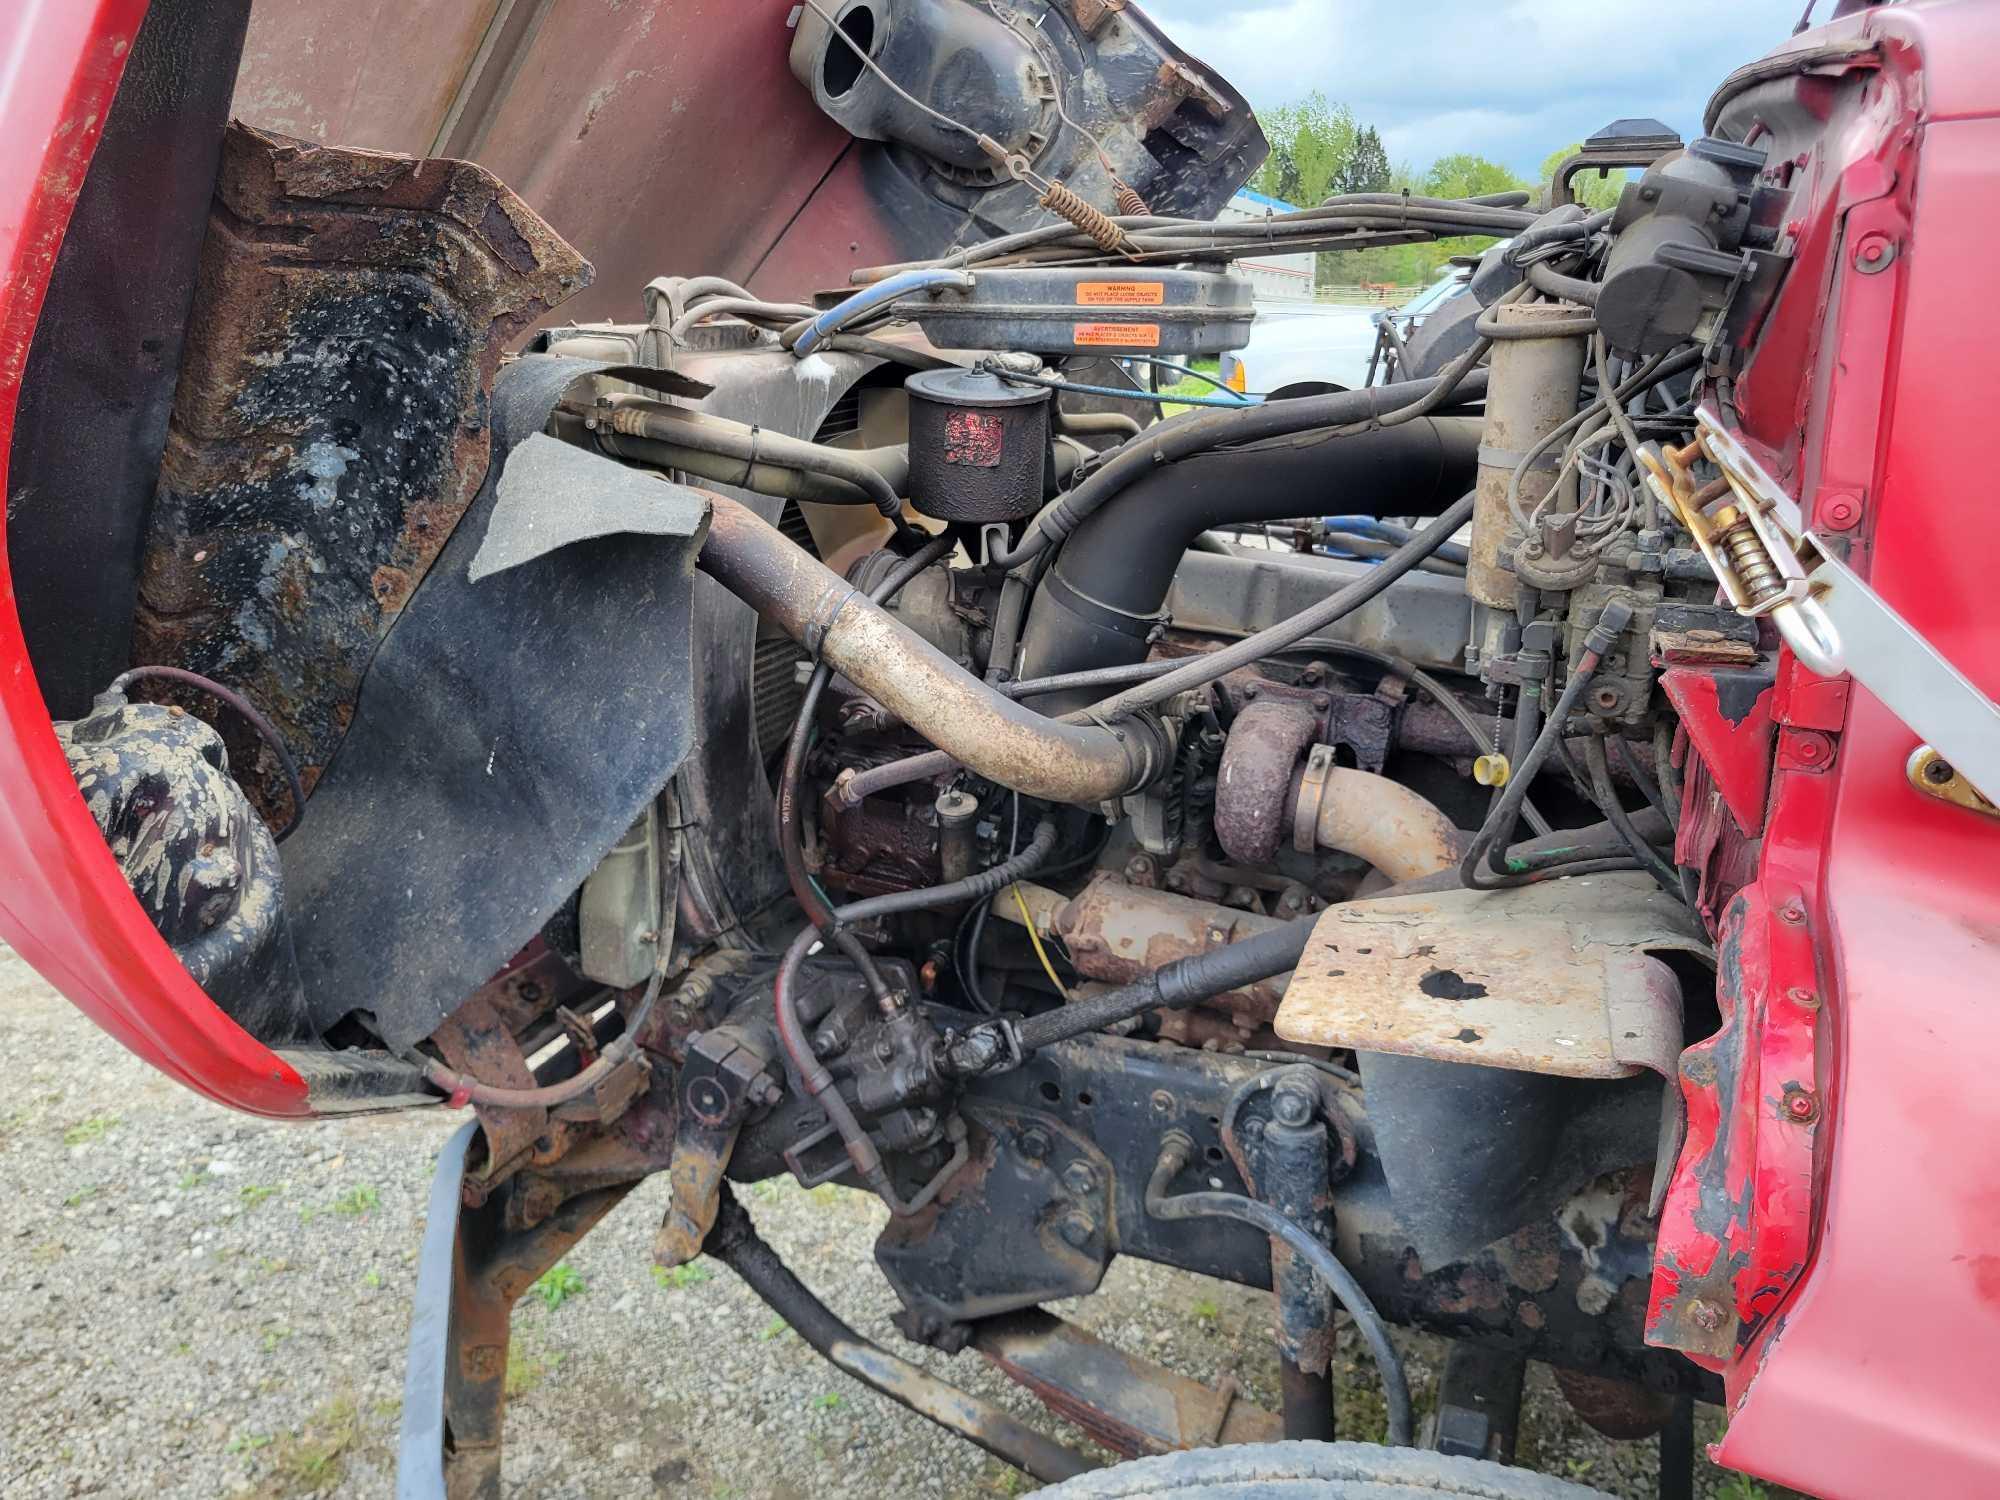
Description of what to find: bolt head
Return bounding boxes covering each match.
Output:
[1924,757,1956,786]
[1149,1089,1176,1116]
[1058,1211,1095,1249]
[1779,901,1807,925]
[1819,493,1862,531]
[1688,1298,1725,1332]
[1017,1127,1051,1163]
[1783,1087,1820,1124]
[1271,1085,1315,1127]
[1061,1160,1098,1196]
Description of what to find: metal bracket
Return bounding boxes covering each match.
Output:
[1644,408,2000,805]
[1908,746,2000,821]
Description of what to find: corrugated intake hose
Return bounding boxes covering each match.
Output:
[1015,416,1481,701]
[697,495,1168,806]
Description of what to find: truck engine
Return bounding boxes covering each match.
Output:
[7,1,1997,1496]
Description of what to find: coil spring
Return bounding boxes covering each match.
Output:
[1718,518,1785,606]
[1040,180,1132,254]
[1112,179,1151,217]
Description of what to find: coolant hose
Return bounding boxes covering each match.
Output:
[1015,416,1480,702]
[697,495,1166,805]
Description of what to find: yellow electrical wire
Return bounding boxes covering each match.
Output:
[1011,884,1072,1001]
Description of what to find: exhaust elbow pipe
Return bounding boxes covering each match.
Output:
[696,495,1165,805]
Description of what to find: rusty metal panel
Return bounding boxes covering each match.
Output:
[1273,874,1710,1081]
[133,123,589,813]
[232,0,870,326]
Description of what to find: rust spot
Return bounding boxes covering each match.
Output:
[1419,968,1488,1000]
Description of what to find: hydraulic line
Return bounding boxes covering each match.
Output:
[1146,1133,1413,1447]
[1582,735,1683,897]
[707,1188,1096,1484]
[774,822,1059,1213]
[780,531,956,931]
[1458,599,1635,890]
[793,268,976,357]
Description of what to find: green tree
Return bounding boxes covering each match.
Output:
[1250,91,1358,206]
[1538,143,1630,211]
[1333,125,1391,196]
[1423,153,1526,201]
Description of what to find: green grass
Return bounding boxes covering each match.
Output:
[505,1339,558,1398]
[808,1392,843,1413]
[1716,1477,1772,1500]
[531,1261,586,1310]
[758,1315,790,1341]
[1189,1297,1221,1326]
[61,1185,101,1208]
[653,1261,711,1292]
[239,1183,279,1210]
[62,1115,117,1147]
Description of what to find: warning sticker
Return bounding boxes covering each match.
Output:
[1073,322,1161,348]
[1077,280,1166,307]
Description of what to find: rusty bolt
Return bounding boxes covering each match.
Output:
[166,704,185,718]
[1819,492,1862,531]
[1271,1080,1316,1127]
[1123,854,1155,883]
[1787,985,1821,1010]
[1779,901,1806,925]
[813,1025,844,1058]
[1687,1298,1726,1333]
[1149,1089,1177,1116]
[1062,1160,1098,1196]
[1241,681,1260,698]
[1783,1086,1820,1124]
[1017,1126,1052,1163]
[1058,1211,1096,1249]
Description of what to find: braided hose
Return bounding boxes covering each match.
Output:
[1040,181,1131,254]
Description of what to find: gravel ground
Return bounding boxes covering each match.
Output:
[0,942,1771,1499]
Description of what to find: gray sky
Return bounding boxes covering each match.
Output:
[1139,0,1810,181]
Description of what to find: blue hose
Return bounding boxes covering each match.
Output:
[793,269,975,356]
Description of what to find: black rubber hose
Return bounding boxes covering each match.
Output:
[834,818,1058,926]
[1459,600,1633,890]
[946,916,1316,1077]
[779,533,955,930]
[991,370,1490,572]
[1145,1135,1413,1447]
[1085,494,1477,723]
[707,1188,1096,1484]
[1524,260,1602,307]
[1015,416,1481,698]
[1582,735,1683,897]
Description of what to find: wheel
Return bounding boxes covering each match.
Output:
[1029,1442,1616,1500]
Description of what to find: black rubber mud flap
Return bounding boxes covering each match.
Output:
[281,357,710,1050]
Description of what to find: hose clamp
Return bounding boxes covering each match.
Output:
[1292,742,1337,854]
[805,585,858,660]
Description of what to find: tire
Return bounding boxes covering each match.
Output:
[1028,1442,1616,1500]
